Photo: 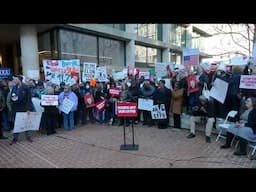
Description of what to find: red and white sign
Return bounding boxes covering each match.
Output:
[41,95,58,106]
[187,75,199,93]
[84,94,95,108]
[239,75,256,89]
[116,102,138,117]
[95,99,106,112]
[109,88,121,97]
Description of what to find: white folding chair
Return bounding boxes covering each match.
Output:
[216,110,238,142]
[247,142,256,160]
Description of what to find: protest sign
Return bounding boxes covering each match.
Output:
[138,98,153,111]
[13,112,42,133]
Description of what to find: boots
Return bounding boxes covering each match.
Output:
[233,138,247,156]
[220,132,233,149]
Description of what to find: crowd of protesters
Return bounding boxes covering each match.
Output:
[0,61,256,158]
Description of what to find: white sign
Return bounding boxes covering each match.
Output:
[139,71,150,79]
[155,63,167,78]
[13,112,42,133]
[27,69,39,80]
[151,104,167,119]
[95,66,107,82]
[210,78,229,104]
[138,98,153,111]
[112,71,125,80]
[162,78,172,89]
[239,75,256,89]
[59,98,74,114]
[82,62,96,82]
[32,97,44,112]
[41,95,58,106]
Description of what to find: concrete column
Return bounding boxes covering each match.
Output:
[162,24,170,63]
[185,25,193,49]
[126,39,135,67]
[20,25,39,79]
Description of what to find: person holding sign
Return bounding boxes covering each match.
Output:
[41,87,58,135]
[139,80,156,127]
[170,82,184,129]
[58,85,78,130]
[153,80,171,129]
[10,75,34,145]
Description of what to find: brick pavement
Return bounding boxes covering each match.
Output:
[0,121,256,168]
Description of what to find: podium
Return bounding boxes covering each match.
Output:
[117,102,139,151]
[120,118,139,150]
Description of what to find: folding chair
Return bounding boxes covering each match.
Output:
[247,142,256,160]
[216,110,238,142]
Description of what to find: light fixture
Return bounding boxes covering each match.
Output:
[0,54,2,66]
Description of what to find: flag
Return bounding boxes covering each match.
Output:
[183,55,199,66]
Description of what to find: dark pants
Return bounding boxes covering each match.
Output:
[85,108,95,124]
[173,113,181,128]
[143,110,153,126]
[225,132,247,153]
[0,111,4,137]
[45,114,57,135]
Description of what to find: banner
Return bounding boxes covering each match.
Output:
[138,98,153,111]
[95,66,107,82]
[41,95,58,106]
[13,112,42,133]
[61,60,80,86]
[59,98,74,114]
[82,62,96,82]
[0,67,12,80]
[239,75,256,89]
[187,75,199,93]
[116,102,138,117]
[43,59,80,86]
[109,88,121,97]
[84,93,95,108]
[95,99,106,112]
[210,78,229,104]
[151,104,167,119]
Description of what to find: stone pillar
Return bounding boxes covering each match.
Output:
[20,25,39,79]
[126,39,135,67]
[162,24,170,63]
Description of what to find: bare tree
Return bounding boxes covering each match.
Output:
[210,24,256,57]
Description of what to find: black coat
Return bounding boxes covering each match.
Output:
[245,109,256,134]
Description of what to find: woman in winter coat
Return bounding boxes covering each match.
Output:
[170,82,184,129]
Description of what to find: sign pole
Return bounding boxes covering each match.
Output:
[123,117,126,145]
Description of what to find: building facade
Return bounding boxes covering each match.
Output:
[0,24,211,80]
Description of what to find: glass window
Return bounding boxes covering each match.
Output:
[99,37,125,73]
[135,45,162,68]
[135,24,160,40]
[135,45,147,63]
[170,51,182,64]
[103,24,125,31]
[59,29,97,64]
[170,24,183,47]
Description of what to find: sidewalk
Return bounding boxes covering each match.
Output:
[0,119,255,168]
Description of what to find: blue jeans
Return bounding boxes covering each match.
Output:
[63,111,74,130]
